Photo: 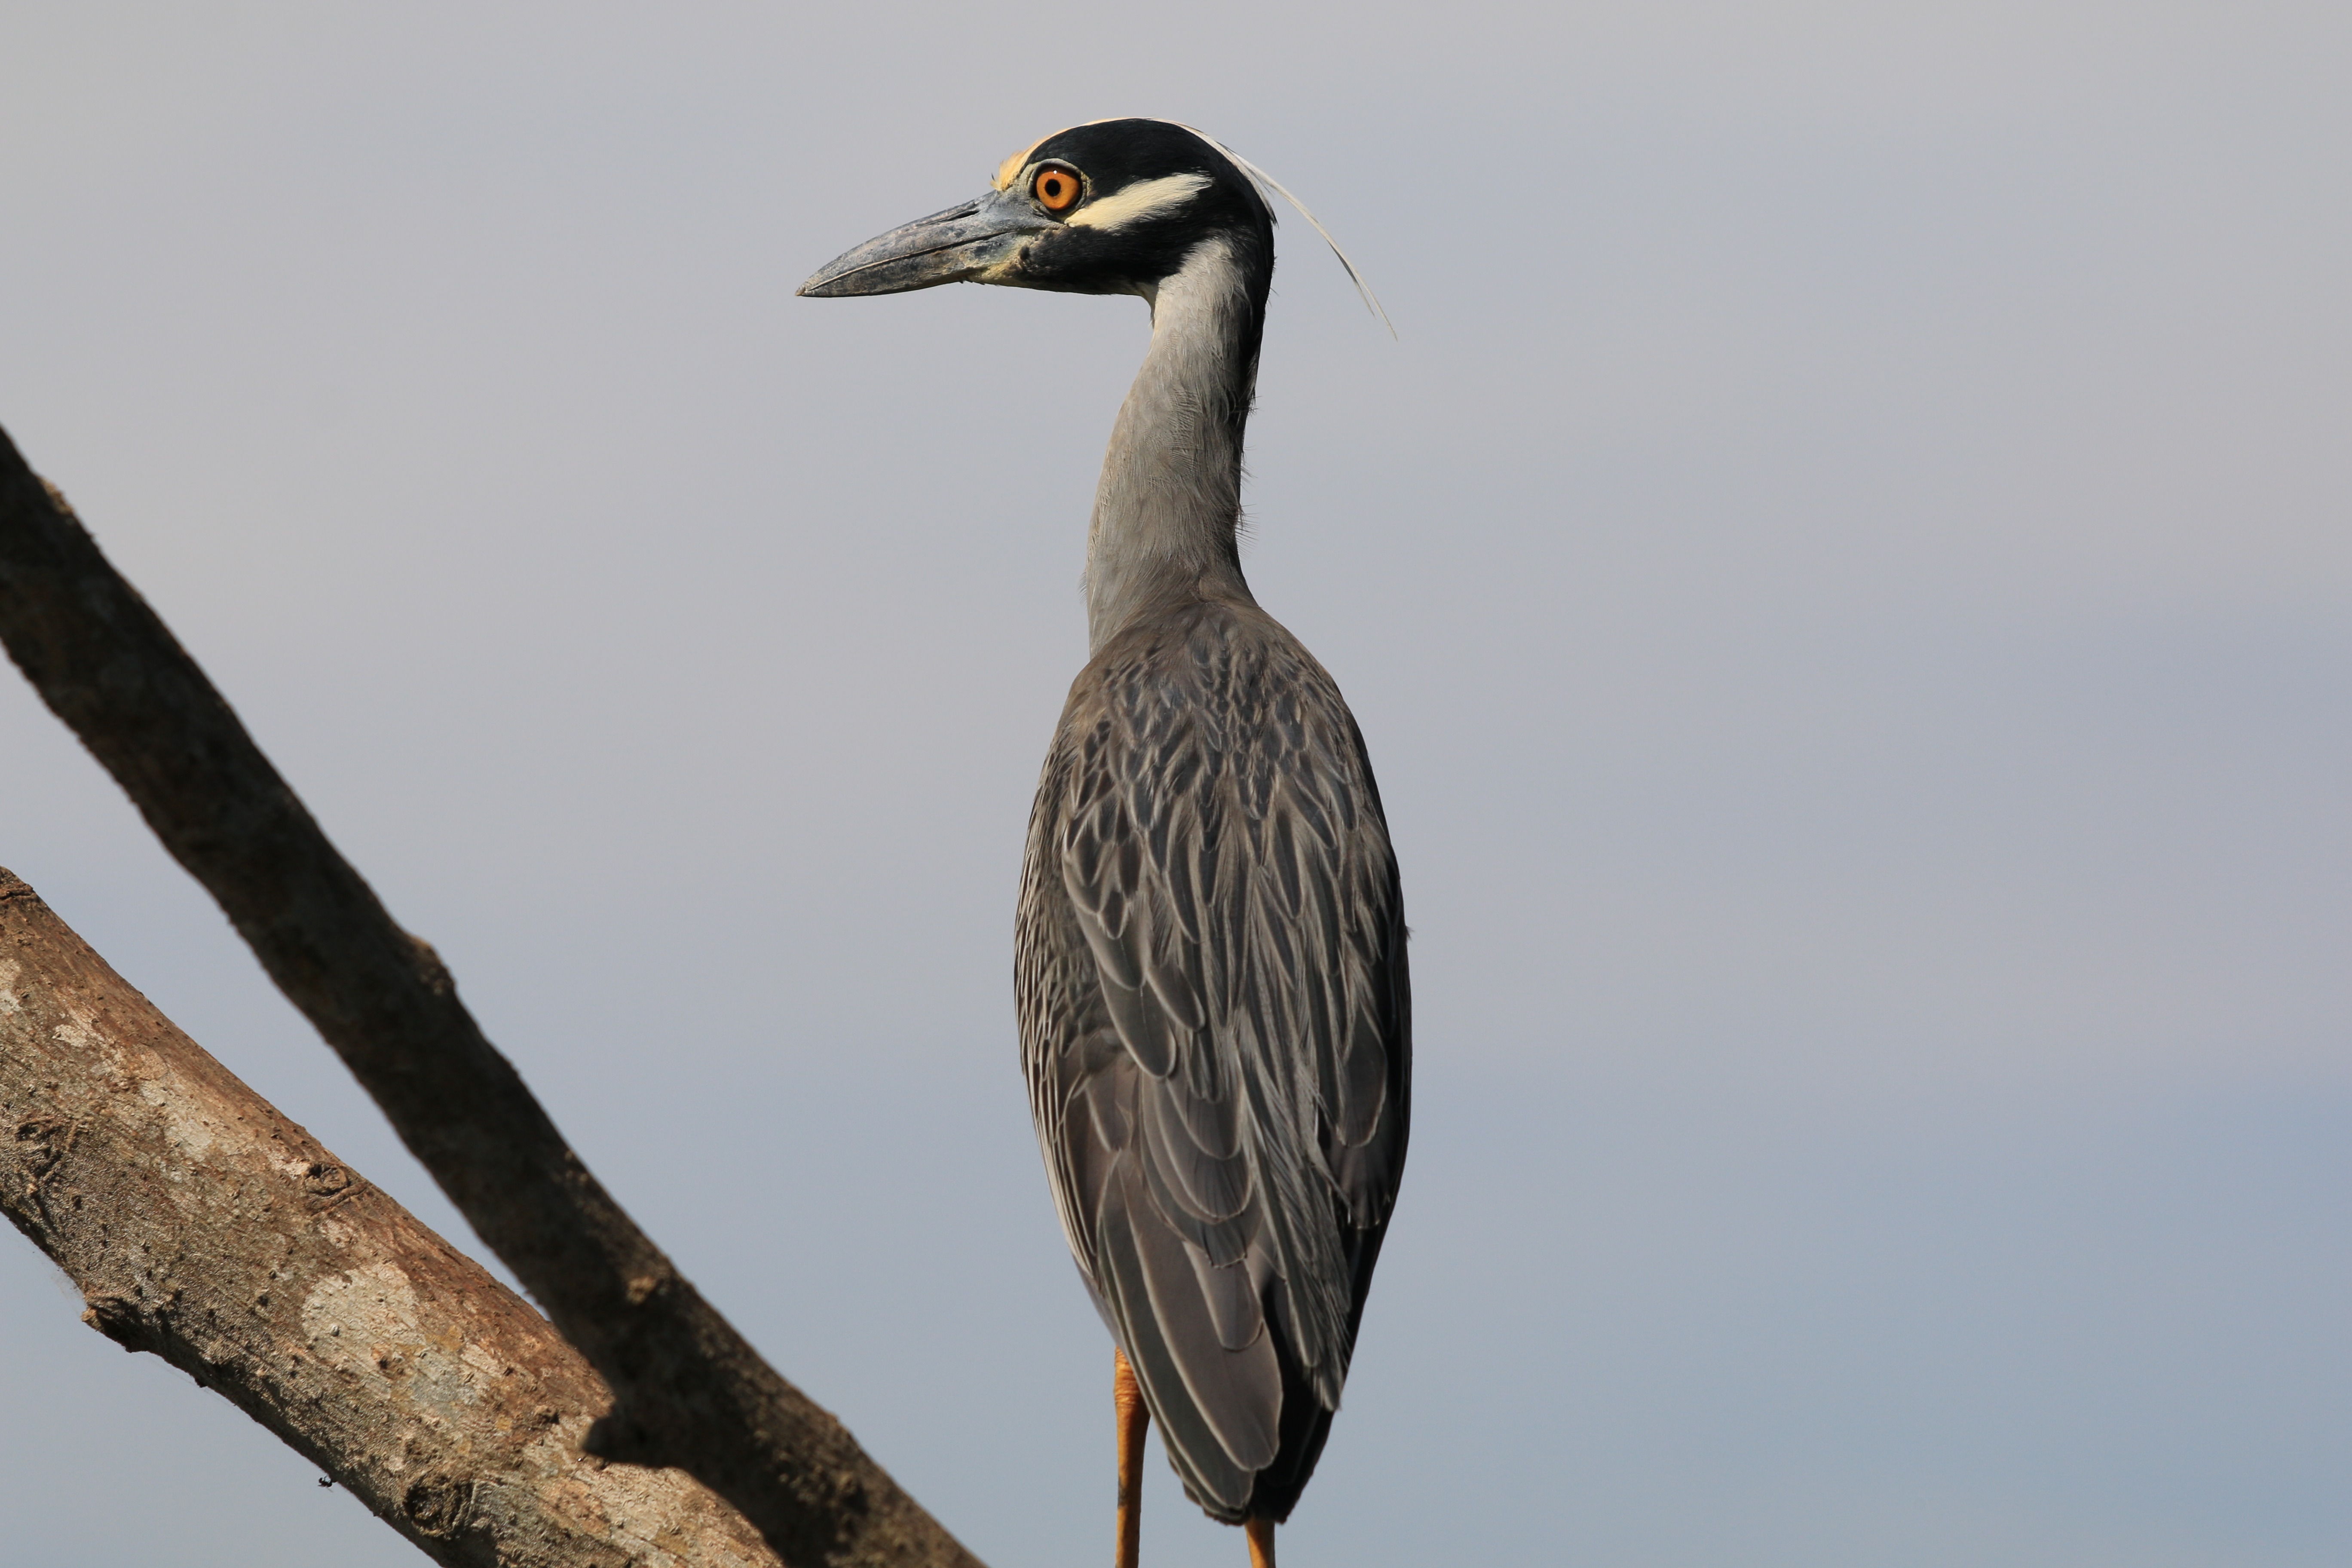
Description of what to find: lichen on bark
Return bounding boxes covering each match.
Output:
[0,869,781,1568]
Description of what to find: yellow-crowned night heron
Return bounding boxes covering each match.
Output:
[800,119,1410,1568]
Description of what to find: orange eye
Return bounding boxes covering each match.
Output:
[1034,167,1081,212]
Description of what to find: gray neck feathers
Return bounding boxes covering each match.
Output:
[1085,236,1261,651]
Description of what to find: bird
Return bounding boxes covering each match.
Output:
[799,119,1410,1568]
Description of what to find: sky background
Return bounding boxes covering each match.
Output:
[3,3,2348,1564]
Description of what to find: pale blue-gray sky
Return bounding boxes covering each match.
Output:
[3,4,2347,1564]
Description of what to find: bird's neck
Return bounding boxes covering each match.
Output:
[1085,236,1266,652]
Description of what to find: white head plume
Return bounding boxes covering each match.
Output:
[1173,123,1397,340]
[1008,118,1397,337]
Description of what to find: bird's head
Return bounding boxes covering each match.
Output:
[796,119,1274,303]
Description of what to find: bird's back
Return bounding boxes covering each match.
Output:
[1016,596,1410,1524]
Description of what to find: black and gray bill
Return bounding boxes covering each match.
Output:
[797,189,1050,297]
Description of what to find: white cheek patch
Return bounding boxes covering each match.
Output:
[1066,172,1214,231]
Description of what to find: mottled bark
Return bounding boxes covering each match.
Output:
[0,869,782,1568]
[0,424,983,1568]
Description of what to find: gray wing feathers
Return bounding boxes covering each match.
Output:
[1017,602,1409,1515]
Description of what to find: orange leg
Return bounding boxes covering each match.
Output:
[1115,1347,1149,1568]
[1245,1516,1276,1568]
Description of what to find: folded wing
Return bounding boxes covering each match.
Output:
[1016,602,1410,1522]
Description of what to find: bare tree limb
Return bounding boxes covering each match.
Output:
[0,425,983,1568]
[0,868,784,1568]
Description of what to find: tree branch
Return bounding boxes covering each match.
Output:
[0,868,783,1567]
[0,426,982,1568]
